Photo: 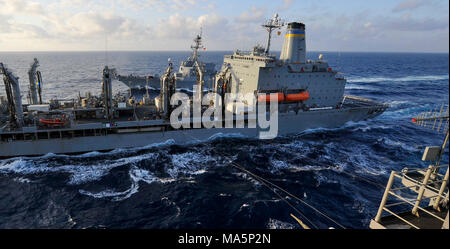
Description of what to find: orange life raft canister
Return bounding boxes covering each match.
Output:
[257,92,285,102]
[285,91,310,102]
[258,92,310,102]
[39,118,65,125]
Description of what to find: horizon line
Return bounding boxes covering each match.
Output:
[0,50,448,54]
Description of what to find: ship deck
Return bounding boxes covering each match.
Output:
[73,106,159,124]
[342,95,384,108]
[1,95,387,136]
[372,206,448,229]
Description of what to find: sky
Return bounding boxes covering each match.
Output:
[0,0,448,52]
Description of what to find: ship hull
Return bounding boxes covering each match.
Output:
[0,104,386,158]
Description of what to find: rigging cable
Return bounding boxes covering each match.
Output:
[181,130,346,229]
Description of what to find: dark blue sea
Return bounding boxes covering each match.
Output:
[0,51,448,229]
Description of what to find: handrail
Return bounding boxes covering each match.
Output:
[385,194,445,208]
[403,164,448,174]
[391,179,448,198]
[388,191,446,222]
[373,164,449,229]
[395,171,445,195]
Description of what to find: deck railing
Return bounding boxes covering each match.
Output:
[373,164,449,229]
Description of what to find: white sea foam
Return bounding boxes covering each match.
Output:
[168,152,216,177]
[13,177,32,183]
[300,120,368,135]
[378,137,420,152]
[74,151,218,201]
[79,166,175,201]
[315,173,338,186]
[387,100,410,108]
[351,124,391,132]
[161,197,181,217]
[140,139,176,150]
[207,132,249,142]
[270,160,290,170]
[355,167,387,176]
[266,218,296,229]
[289,165,335,172]
[345,84,378,91]
[347,151,388,176]
[233,172,261,186]
[0,152,159,185]
[347,74,449,83]
[239,203,250,212]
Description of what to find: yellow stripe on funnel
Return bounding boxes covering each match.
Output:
[285,34,305,38]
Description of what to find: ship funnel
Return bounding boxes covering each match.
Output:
[280,22,306,64]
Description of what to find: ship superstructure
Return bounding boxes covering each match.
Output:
[117,32,216,90]
[0,14,387,158]
[215,15,346,114]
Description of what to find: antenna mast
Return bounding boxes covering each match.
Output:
[412,104,449,166]
[262,13,284,54]
[191,27,204,61]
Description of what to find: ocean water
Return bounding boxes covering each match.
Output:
[0,51,448,229]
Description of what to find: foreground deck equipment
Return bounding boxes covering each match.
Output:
[370,104,449,229]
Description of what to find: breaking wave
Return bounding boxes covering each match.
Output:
[79,166,175,201]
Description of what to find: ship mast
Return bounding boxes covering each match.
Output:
[28,58,40,105]
[262,13,284,54]
[191,28,204,62]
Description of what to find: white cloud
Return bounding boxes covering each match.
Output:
[279,0,293,11]
[0,13,12,33]
[39,11,143,41]
[170,0,198,11]
[392,0,428,12]
[0,0,45,15]
[0,0,447,52]
[152,13,228,41]
[373,15,448,31]
[235,6,266,23]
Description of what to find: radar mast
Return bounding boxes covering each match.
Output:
[262,13,284,54]
[191,27,204,62]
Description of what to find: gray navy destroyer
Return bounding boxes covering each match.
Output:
[0,14,388,158]
[116,31,216,90]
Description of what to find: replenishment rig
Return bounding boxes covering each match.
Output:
[0,14,387,158]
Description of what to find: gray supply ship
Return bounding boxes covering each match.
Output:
[116,32,216,90]
[0,14,388,158]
